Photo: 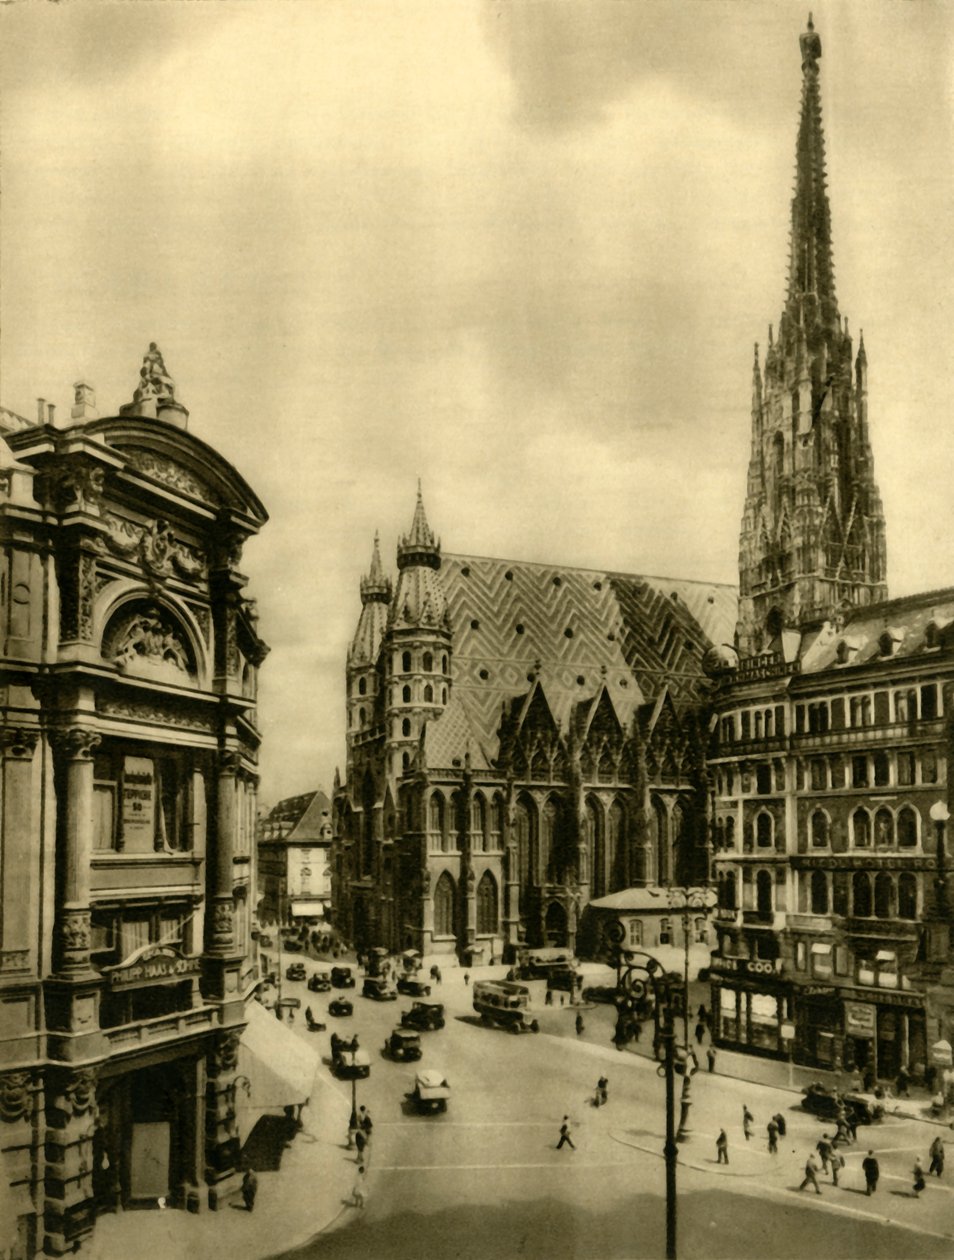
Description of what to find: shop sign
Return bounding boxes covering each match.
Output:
[122,756,155,846]
[712,957,780,978]
[844,1001,876,1037]
[108,950,201,989]
[802,985,836,998]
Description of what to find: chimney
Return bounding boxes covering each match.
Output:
[36,398,45,426]
[70,381,98,424]
[47,403,55,426]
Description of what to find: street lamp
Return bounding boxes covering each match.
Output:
[666,886,709,1143]
[930,800,950,918]
[617,950,678,1260]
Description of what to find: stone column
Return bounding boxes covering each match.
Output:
[51,729,101,974]
[204,1030,242,1209]
[210,751,239,954]
[43,1067,97,1255]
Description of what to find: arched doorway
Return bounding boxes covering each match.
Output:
[433,872,457,940]
[544,901,568,948]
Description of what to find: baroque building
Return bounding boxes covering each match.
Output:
[0,348,269,1257]
[708,19,954,1080]
[257,789,334,928]
[333,489,735,961]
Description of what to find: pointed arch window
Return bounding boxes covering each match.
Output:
[358,677,367,696]
[491,795,505,849]
[874,872,894,919]
[476,871,498,935]
[852,871,872,917]
[810,810,829,848]
[897,805,918,848]
[874,807,894,847]
[441,686,448,704]
[756,812,773,849]
[542,799,558,882]
[428,793,445,851]
[585,798,605,898]
[402,718,411,737]
[513,798,534,911]
[433,872,456,937]
[471,795,487,852]
[851,808,871,848]
[424,684,434,703]
[608,799,626,892]
[402,651,412,673]
[898,873,918,920]
[402,685,411,704]
[651,797,668,884]
[423,651,433,672]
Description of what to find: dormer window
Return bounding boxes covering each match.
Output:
[878,631,895,657]
[835,640,851,665]
[925,621,940,650]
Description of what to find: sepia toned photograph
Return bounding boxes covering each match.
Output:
[2,2,954,1258]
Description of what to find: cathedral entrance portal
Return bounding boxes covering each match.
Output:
[544,901,568,949]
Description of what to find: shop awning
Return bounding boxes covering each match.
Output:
[290,901,326,917]
[810,943,831,954]
[241,1000,320,1107]
[875,950,897,962]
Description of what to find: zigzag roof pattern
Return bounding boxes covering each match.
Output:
[421,554,736,769]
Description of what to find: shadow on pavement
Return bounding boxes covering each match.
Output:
[241,1115,298,1173]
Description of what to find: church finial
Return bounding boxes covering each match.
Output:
[119,342,189,428]
[800,13,821,71]
[360,530,392,604]
[398,483,441,571]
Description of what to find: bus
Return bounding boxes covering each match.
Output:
[472,979,540,1034]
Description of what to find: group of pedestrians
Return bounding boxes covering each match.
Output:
[714,1106,786,1164]
[349,1106,375,1209]
[800,1135,946,1199]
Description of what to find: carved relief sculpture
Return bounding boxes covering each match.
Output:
[0,1071,34,1125]
[109,609,191,674]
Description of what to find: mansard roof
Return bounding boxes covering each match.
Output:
[260,789,332,843]
[798,586,954,675]
[419,553,735,770]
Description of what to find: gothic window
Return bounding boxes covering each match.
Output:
[402,651,412,672]
[491,795,505,848]
[402,685,411,704]
[424,684,434,703]
[898,873,918,920]
[810,869,829,915]
[852,871,872,917]
[476,872,498,935]
[358,676,367,696]
[651,797,668,884]
[441,686,447,704]
[597,749,614,784]
[897,805,918,848]
[608,800,626,892]
[873,751,890,787]
[513,797,535,907]
[423,651,433,672]
[429,793,445,847]
[402,718,411,737]
[810,810,829,848]
[433,872,456,937]
[772,432,784,483]
[756,869,773,917]
[585,798,605,898]
[724,815,736,849]
[359,707,366,725]
[874,807,894,847]
[441,654,448,673]
[542,798,559,882]
[471,795,487,852]
[851,808,871,848]
[402,753,410,773]
[874,872,894,919]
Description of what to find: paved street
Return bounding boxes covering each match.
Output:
[261,952,954,1260]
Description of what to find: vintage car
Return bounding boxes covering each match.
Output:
[801,1082,885,1126]
[258,933,273,948]
[328,997,354,1017]
[331,966,356,989]
[396,974,432,998]
[308,970,332,993]
[283,938,304,953]
[400,999,446,1032]
[472,980,539,1033]
[362,976,398,1001]
[582,984,618,1005]
[384,1028,423,1062]
[332,1044,371,1080]
[411,1069,450,1114]
[285,961,307,982]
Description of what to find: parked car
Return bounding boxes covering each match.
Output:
[331,966,355,989]
[582,984,618,1005]
[308,971,332,993]
[258,933,273,948]
[285,962,307,982]
[383,1028,423,1062]
[284,938,304,953]
[400,999,446,1032]
[328,997,354,1017]
[332,1044,371,1080]
[801,1082,884,1126]
[411,1068,450,1114]
[362,976,398,1001]
[397,974,431,997]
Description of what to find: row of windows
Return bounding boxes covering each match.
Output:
[428,792,507,853]
[93,747,197,853]
[718,684,943,746]
[720,706,786,745]
[432,869,498,936]
[715,762,786,797]
[716,803,924,852]
[716,748,942,798]
[792,941,899,988]
[717,867,920,921]
[397,650,449,676]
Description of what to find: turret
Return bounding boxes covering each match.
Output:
[385,485,452,780]
[347,533,391,758]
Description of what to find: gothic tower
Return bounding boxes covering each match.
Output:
[736,16,887,659]
[346,532,391,774]
[384,485,452,781]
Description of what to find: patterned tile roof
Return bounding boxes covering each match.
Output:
[421,554,736,769]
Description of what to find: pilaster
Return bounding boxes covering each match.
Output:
[43,1067,97,1256]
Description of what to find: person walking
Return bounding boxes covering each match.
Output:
[241,1168,258,1212]
[897,1064,910,1098]
[929,1135,945,1177]
[575,1013,585,1037]
[463,972,470,986]
[598,1076,608,1107]
[816,1133,833,1173]
[545,989,553,1007]
[799,1152,822,1195]
[694,1020,706,1045]
[830,1148,845,1187]
[773,1111,787,1139]
[767,1118,779,1155]
[556,1116,576,1151]
[862,1150,880,1196]
[359,1106,373,1143]
[913,1155,926,1198]
[354,1128,367,1161]
[350,1162,367,1209]
[716,1129,729,1165]
[706,1046,716,1073]
[742,1106,754,1141]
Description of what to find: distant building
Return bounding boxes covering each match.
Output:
[258,790,333,926]
[0,349,273,1257]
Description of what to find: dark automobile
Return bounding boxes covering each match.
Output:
[331,966,355,989]
[362,976,398,1001]
[284,938,304,952]
[396,974,431,998]
[307,971,332,993]
[258,933,273,948]
[328,997,354,1017]
[331,1043,371,1079]
[411,1069,450,1114]
[582,984,618,1005]
[801,1083,884,1126]
[400,999,446,1032]
[383,1028,423,1062]
[285,962,307,982]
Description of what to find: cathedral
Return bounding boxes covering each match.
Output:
[333,16,954,1082]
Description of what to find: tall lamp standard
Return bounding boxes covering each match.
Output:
[666,886,709,1142]
[930,801,951,918]
[616,950,678,1260]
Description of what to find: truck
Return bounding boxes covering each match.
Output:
[472,979,539,1034]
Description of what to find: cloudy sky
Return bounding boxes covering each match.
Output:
[2,1,953,805]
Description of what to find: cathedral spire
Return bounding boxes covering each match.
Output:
[786,13,837,330]
[398,481,441,571]
[360,531,392,605]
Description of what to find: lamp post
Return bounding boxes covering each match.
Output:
[930,801,950,918]
[666,886,708,1142]
[617,950,678,1260]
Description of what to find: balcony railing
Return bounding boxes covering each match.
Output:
[791,719,943,750]
[104,1005,217,1052]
